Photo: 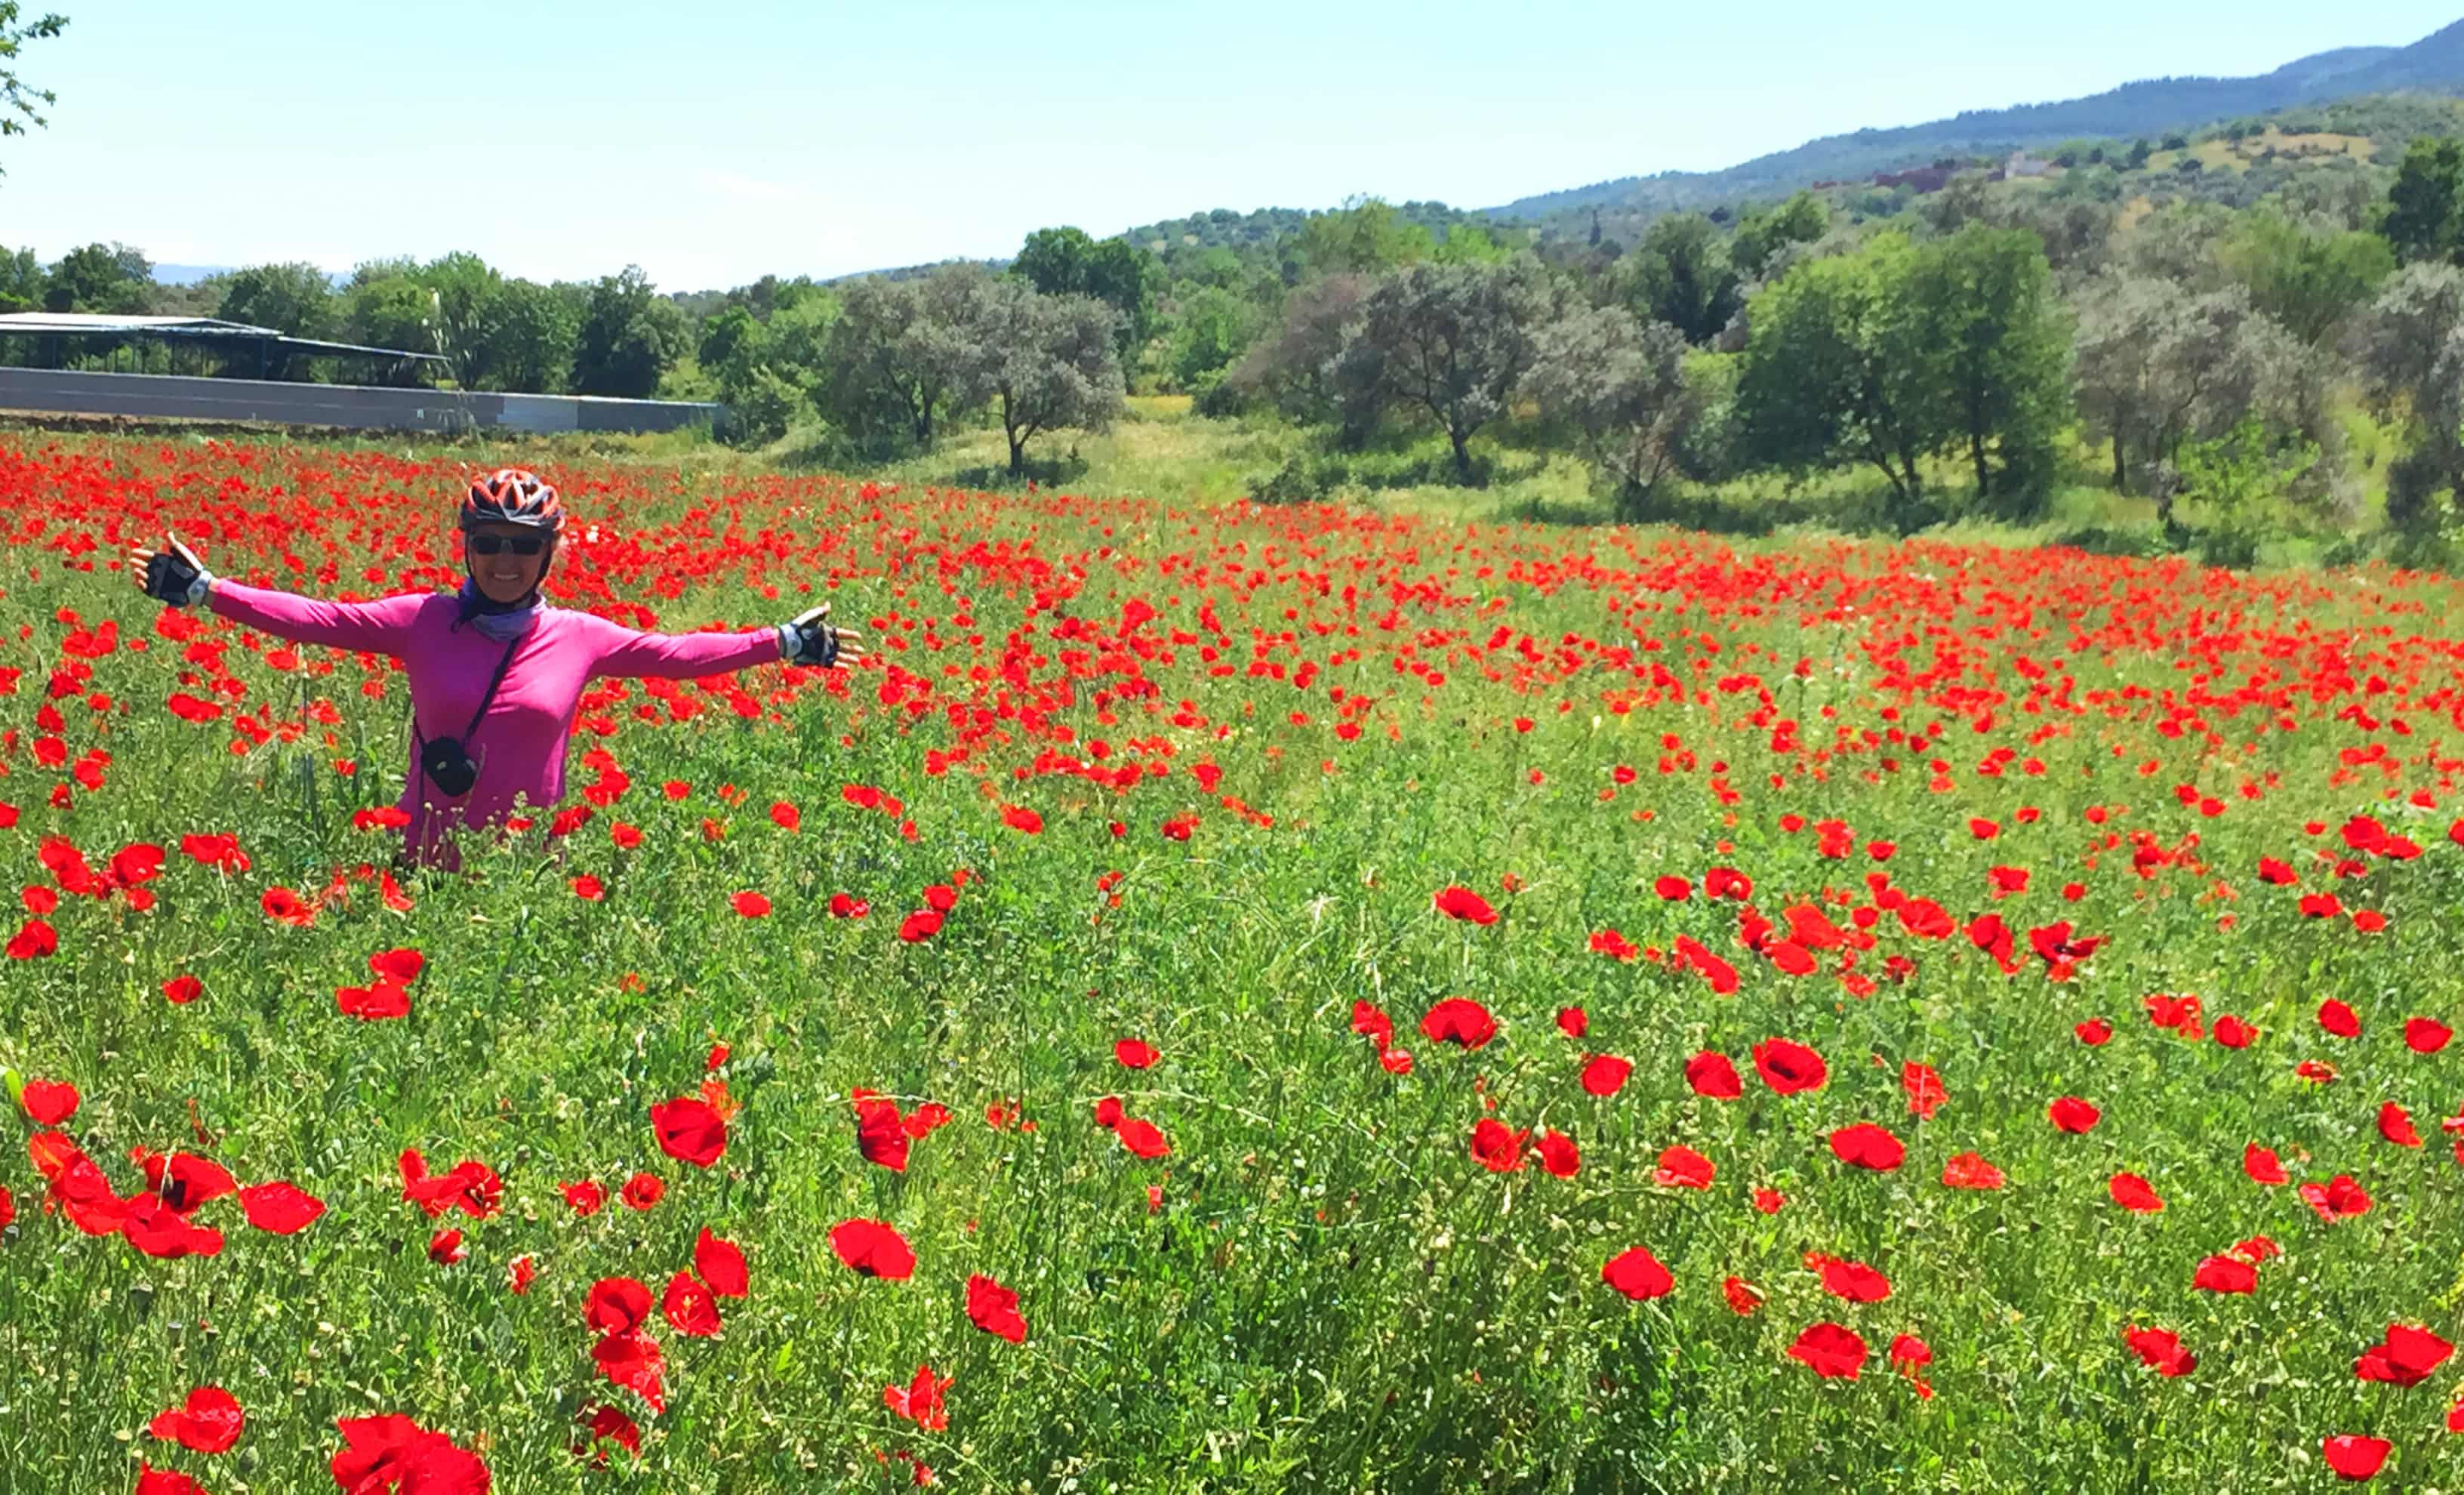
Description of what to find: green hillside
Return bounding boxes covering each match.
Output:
[1490,18,2464,236]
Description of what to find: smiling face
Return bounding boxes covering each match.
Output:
[465,522,553,605]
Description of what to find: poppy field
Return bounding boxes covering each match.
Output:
[11,436,2464,1492]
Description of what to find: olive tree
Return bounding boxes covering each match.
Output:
[1520,305,1696,515]
[1327,257,1551,482]
[957,278,1125,476]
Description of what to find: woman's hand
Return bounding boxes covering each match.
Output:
[781,602,866,668]
[129,532,216,607]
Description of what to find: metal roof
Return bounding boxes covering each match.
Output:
[0,312,448,362]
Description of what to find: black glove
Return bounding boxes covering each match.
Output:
[143,533,214,607]
[779,603,846,667]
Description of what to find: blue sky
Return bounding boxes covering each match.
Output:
[8,1,2459,290]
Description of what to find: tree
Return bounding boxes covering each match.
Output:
[42,242,149,313]
[1164,285,1256,393]
[816,266,988,452]
[0,244,40,311]
[2220,211,2395,347]
[214,262,337,380]
[483,279,583,394]
[1296,197,1434,276]
[2070,274,2314,502]
[1520,306,1699,515]
[1329,257,1551,482]
[2352,264,2464,532]
[1221,273,1371,423]
[571,266,686,399]
[957,279,1125,476]
[1731,193,1828,280]
[1735,233,1948,508]
[698,306,760,371]
[2380,136,2464,266]
[1013,227,1162,360]
[1611,214,1740,344]
[217,263,335,338]
[0,5,65,174]
[1905,224,2072,509]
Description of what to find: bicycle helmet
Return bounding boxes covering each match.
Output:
[460,469,567,533]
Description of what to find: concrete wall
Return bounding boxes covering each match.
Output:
[0,367,723,436]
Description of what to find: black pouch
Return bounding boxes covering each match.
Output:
[420,735,480,797]
[414,634,521,800]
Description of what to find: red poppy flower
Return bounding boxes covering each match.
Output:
[1813,1254,1891,1302]
[2124,1326,2195,1377]
[1420,997,1498,1051]
[1827,1123,1905,1172]
[2406,1017,2453,1053]
[2244,1143,2289,1185]
[149,1386,245,1453]
[1116,1117,1171,1159]
[1752,1187,1786,1213]
[2047,1096,2101,1133]
[1580,1054,1633,1097]
[1751,1038,1827,1096]
[2322,1435,2392,1481]
[1787,1322,1867,1378]
[1471,1117,1531,1173]
[1536,1129,1580,1178]
[883,1363,953,1432]
[587,1277,653,1337]
[122,1196,224,1259]
[966,1272,1028,1342]
[562,1180,607,1216]
[1555,1006,1587,1038]
[1683,1051,1742,1099]
[650,1096,728,1168]
[729,890,771,918]
[2108,1173,2164,1213]
[136,1463,207,1495]
[897,909,944,942]
[427,1227,466,1265]
[1722,1276,1763,1315]
[857,1097,911,1172]
[1674,935,1739,993]
[2356,1324,2454,1386]
[1653,875,1692,901]
[162,974,203,1005]
[20,1078,77,1126]
[2379,1102,2423,1148]
[1432,886,1498,924]
[2318,999,2361,1038]
[2299,1174,2373,1222]
[334,982,410,1020]
[2213,1015,2256,1048]
[2193,1254,2258,1293]
[509,1255,536,1295]
[1000,803,1043,834]
[574,1404,642,1464]
[0,1185,14,1233]
[2074,1018,2113,1045]
[590,1330,667,1413]
[1941,1151,2005,1190]
[662,1270,721,1336]
[1601,1246,1674,1301]
[1653,1144,1715,1189]
[237,1180,325,1235]
[830,1218,917,1278]
[620,1172,664,1211]
[695,1228,749,1299]
[1114,1038,1160,1069]
[827,892,869,918]
[1902,1061,1946,1119]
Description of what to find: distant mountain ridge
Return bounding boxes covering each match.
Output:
[1486,18,2464,229]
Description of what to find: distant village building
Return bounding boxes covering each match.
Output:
[2005,150,2052,178]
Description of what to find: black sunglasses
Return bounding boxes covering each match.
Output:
[467,534,547,556]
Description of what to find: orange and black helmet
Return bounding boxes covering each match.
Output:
[460,469,566,533]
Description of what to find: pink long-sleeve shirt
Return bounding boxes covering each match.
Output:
[208,581,784,865]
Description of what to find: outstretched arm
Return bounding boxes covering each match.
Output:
[587,602,867,680]
[130,535,424,652]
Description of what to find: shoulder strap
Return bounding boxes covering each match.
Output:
[463,633,523,739]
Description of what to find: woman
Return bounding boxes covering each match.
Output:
[130,467,863,868]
